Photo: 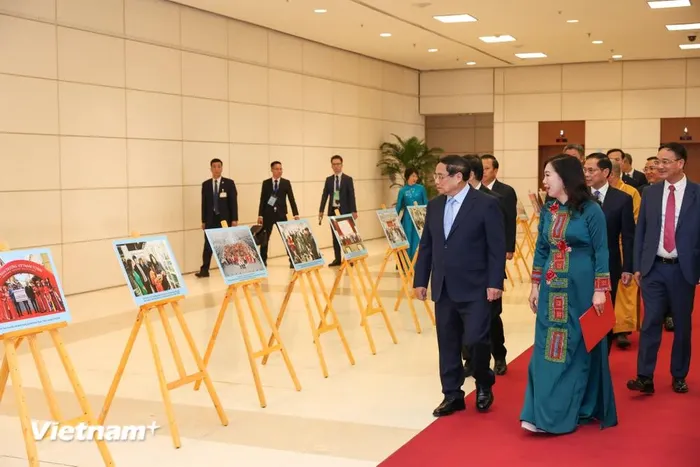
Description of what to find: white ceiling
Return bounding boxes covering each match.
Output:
[172,0,700,70]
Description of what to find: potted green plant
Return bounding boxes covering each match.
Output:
[377,134,443,199]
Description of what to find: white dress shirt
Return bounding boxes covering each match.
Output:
[486,180,496,190]
[656,175,687,258]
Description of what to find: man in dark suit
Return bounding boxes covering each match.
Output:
[461,155,512,376]
[607,149,647,189]
[413,155,506,417]
[196,158,238,278]
[318,154,357,266]
[257,161,300,267]
[628,143,700,395]
[584,153,636,351]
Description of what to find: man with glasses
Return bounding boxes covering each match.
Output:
[318,155,357,266]
[628,143,700,395]
[413,155,505,417]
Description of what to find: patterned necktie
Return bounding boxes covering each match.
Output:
[213,179,219,214]
[663,185,676,253]
[594,190,601,202]
[444,198,457,239]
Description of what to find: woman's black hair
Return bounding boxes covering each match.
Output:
[404,167,418,181]
[546,154,595,213]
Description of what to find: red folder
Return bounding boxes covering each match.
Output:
[580,292,615,352]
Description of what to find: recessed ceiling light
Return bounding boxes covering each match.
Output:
[648,0,691,8]
[567,19,579,23]
[428,48,438,52]
[515,52,547,59]
[592,40,603,44]
[313,9,327,13]
[466,61,476,65]
[612,54,623,59]
[666,22,700,31]
[433,13,478,23]
[479,35,516,43]
[680,43,700,49]
[379,33,392,37]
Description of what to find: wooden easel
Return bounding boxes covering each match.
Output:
[0,242,114,466]
[193,221,301,408]
[323,211,398,354]
[99,233,228,449]
[380,204,435,333]
[261,264,355,378]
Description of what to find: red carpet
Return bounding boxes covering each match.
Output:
[380,289,700,467]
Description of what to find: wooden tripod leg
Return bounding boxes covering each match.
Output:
[359,258,398,344]
[254,282,301,391]
[0,337,22,405]
[143,310,181,449]
[194,289,232,391]
[170,302,228,426]
[346,261,376,354]
[231,285,267,408]
[393,250,407,311]
[312,269,355,366]
[48,330,115,466]
[395,250,422,333]
[4,338,39,467]
[262,274,298,365]
[157,304,187,379]
[99,311,144,424]
[298,271,329,377]
[27,335,63,421]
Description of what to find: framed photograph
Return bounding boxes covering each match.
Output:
[205,226,267,285]
[329,214,367,261]
[0,248,71,334]
[113,235,187,306]
[376,209,409,249]
[276,219,324,271]
[407,205,427,238]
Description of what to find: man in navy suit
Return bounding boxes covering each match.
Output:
[318,155,357,266]
[584,153,635,351]
[413,155,506,416]
[196,158,238,278]
[628,143,700,394]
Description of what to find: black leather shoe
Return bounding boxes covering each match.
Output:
[672,377,688,393]
[432,397,465,417]
[329,260,341,267]
[616,334,631,349]
[494,359,507,376]
[476,386,494,412]
[195,271,209,278]
[627,376,654,394]
[664,316,674,332]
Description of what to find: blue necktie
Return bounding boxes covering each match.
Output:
[444,198,456,239]
[594,190,601,202]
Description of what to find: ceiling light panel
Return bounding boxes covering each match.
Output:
[515,52,547,59]
[433,13,478,23]
[679,43,700,49]
[479,35,516,43]
[647,0,691,8]
[666,23,700,31]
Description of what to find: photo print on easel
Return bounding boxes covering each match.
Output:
[329,214,367,261]
[0,248,70,334]
[376,209,409,249]
[277,219,324,270]
[113,235,187,306]
[407,205,426,238]
[205,226,268,285]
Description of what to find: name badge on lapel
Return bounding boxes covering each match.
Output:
[220,190,227,198]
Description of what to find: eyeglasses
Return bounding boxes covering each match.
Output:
[433,173,454,181]
[658,158,681,166]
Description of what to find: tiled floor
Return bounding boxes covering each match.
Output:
[0,239,535,466]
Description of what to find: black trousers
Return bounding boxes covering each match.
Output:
[437,285,495,399]
[462,298,506,364]
[260,215,291,266]
[200,214,222,273]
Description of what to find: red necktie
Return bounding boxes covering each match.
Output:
[663,185,676,253]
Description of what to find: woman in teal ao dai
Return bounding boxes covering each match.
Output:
[395,168,428,260]
[521,155,618,435]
